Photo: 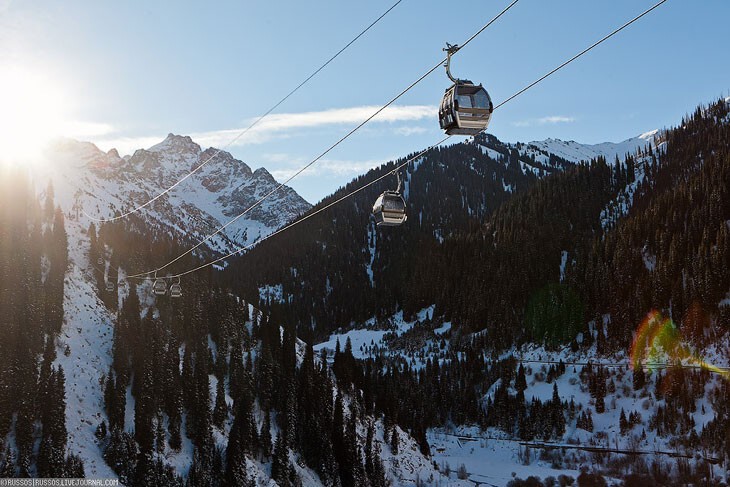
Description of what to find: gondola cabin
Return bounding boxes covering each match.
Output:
[373,191,407,226]
[153,278,167,296]
[170,282,182,298]
[106,281,115,292]
[439,81,493,136]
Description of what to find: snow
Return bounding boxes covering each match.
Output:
[53,218,117,479]
[315,328,390,360]
[39,134,311,264]
[600,151,655,228]
[559,251,568,282]
[428,426,581,486]
[314,307,434,360]
[258,283,284,303]
[434,322,452,335]
[520,161,542,177]
[366,221,376,287]
[162,416,195,478]
[527,130,658,165]
[719,290,730,308]
[502,178,514,193]
[377,423,441,485]
[478,145,505,162]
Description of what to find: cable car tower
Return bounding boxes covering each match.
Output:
[439,43,493,136]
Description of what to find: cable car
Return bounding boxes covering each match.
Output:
[169,278,182,299]
[373,171,407,226]
[97,257,103,266]
[439,43,493,136]
[152,273,167,296]
[106,281,115,292]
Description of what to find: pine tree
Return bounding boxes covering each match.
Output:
[65,454,85,478]
[272,435,291,487]
[0,447,15,478]
[550,383,565,439]
[390,427,399,455]
[515,364,527,392]
[633,367,646,391]
[620,408,629,435]
[213,376,228,430]
[260,410,272,459]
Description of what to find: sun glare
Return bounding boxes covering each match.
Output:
[0,66,71,163]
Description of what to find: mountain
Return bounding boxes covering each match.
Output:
[43,133,311,255]
[233,97,730,484]
[526,130,659,165]
[226,128,658,340]
[2,98,728,486]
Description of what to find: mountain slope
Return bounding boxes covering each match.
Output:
[225,131,587,339]
[225,128,660,341]
[43,134,311,256]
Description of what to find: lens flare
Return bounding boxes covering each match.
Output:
[630,310,728,379]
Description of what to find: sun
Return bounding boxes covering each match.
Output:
[0,66,70,163]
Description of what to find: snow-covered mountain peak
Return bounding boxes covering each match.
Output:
[48,138,122,170]
[526,131,658,165]
[142,133,204,178]
[37,133,311,255]
[638,129,659,140]
[148,133,201,155]
[252,166,275,182]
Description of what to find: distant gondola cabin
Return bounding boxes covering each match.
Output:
[372,191,407,226]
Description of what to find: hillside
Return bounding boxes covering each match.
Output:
[225,132,578,341]
[230,99,730,353]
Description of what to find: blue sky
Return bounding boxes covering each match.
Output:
[1,0,728,202]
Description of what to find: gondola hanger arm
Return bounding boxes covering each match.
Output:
[443,42,461,83]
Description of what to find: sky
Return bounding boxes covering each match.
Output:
[1,0,728,203]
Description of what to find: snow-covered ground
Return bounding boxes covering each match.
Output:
[314,306,435,360]
[428,426,582,486]
[53,218,117,479]
[315,304,729,485]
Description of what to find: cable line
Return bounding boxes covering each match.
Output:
[494,0,667,111]
[440,432,722,465]
[173,137,452,278]
[514,358,730,374]
[128,0,522,278]
[83,0,405,223]
[128,62,446,277]
[158,0,666,280]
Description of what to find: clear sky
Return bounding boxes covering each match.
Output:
[1,0,727,203]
